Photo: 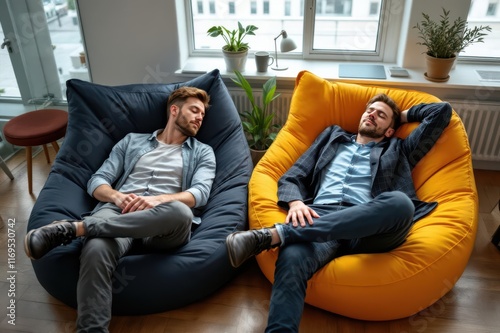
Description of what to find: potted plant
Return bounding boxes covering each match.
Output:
[414,8,491,82]
[207,22,258,72]
[231,70,281,165]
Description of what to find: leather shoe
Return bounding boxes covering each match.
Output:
[226,228,275,268]
[24,220,77,260]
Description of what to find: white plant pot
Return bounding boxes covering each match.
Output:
[222,48,248,72]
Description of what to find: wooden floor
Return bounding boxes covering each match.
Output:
[0,147,499,333]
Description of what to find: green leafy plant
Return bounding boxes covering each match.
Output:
[414,8,492,59]
[207,22,258,52]
[232,70,280,150]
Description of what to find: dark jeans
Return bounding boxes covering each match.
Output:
[266,191,415,333]
[76,201,192,333]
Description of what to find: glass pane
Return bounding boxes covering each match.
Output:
[0,0,88,101]
[191,0,304,53]
[47,0,89,100]
[312,0,382,52]
[0,23,21,98]
[463,0,500,58]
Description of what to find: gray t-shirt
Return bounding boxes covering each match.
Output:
[119,141,183,196]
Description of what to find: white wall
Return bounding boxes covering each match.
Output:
[400,0,472,68]
[77,0,183,85]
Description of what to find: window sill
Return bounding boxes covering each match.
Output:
[176,57,500,100]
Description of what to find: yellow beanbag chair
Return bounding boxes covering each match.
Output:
[248,70,478,320]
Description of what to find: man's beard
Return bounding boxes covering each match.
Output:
[358,122,388,139]
[175,110,198,137]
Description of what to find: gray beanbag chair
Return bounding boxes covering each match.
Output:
[27,69,252,315]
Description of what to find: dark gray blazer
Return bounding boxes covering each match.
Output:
[278,102,452,222]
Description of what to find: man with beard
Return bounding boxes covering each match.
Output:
[226,94,452,332]
[24,86,215,332]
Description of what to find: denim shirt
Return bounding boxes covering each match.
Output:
[314,136,380,205]
[87,130,216,224]
[278,102,453,222]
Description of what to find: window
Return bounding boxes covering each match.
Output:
[188,0,390,60]
[369,1,379,15]
[463,0,500,59]
[0,0,88,104]
[209,1,215,14]
[188,0,500,62]
[263,1,270,14]
[197,1,203,14]
[285,0,292,16]
[487,1,497,16]
[316,0,352,15]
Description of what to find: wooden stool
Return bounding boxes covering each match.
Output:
[3,109,68,193]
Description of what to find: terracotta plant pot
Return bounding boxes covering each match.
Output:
[424,54,456,82]
[223,47,248,72]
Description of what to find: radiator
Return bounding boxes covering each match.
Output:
[228,89,500,170]
[451,99,500,170]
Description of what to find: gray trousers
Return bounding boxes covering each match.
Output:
[76,201,193,333]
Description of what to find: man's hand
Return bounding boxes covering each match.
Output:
[93,184,196,213]
[118,193,164,213]
[115,192,196,213]
[286,200,319,227]
[104,189,163,213]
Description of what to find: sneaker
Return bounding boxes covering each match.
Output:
[24,220,77,260]
[226,228,276,268]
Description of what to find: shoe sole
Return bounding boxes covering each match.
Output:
[24,229,37,260]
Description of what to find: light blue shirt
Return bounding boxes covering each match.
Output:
[87,130,216,224]
[314,136,377,205]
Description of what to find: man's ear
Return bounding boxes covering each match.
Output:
[170,104,179,117]
[384,127,395,138]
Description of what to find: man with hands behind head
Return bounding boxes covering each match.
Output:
[226,94,452,332]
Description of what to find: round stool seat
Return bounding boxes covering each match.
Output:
[3,109,68,147]
[3,109,68,193]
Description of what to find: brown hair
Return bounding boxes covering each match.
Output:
[166,86,210,116]
[366,93,401,130]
